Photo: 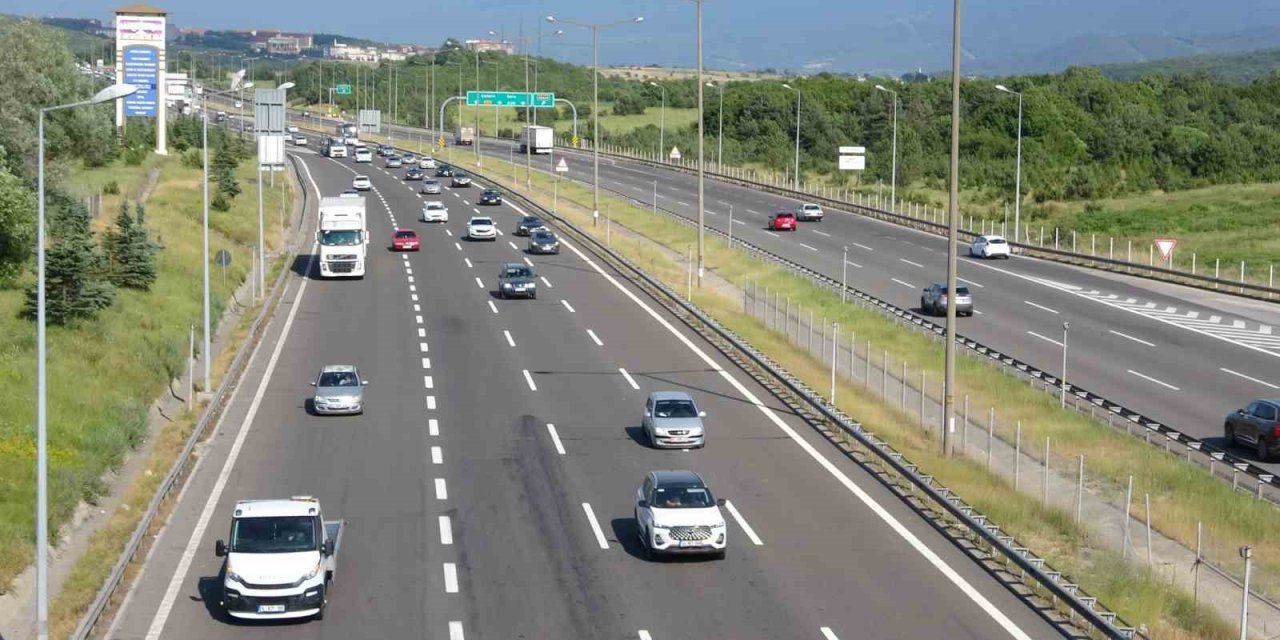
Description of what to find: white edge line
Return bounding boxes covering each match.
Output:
[724,500,763,545]
[1221,368,1280,390]
[1108,330,1155,347]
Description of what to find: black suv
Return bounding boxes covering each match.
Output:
[1226,399,1280,461]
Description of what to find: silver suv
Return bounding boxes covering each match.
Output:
[920,283,973,317]
[642,391,706,448]
[634,470,727,559]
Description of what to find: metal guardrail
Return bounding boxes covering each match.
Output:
[460,164,1138,638]
[71,153,309,639]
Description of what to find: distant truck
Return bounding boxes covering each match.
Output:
[455,126,475,146]
[336,123,359,145]
[322,137,347,158]
[317,196,367,278]
[214,496,345,620]
[519,125,554,154]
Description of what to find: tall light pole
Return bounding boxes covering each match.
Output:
[692,0,707,286]
[874,84,898,213]
[782,83,801,191]
[1060,321,1070,408]
[707,80,723,169]
[996,84,1024,243]
[35,82,138,640]
[546,14,645,226]
[649,81,666,158]
[532,28,564,129]
[942,0,961,457]
[202,69,247,397]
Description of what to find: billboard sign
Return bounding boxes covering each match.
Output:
[115,14,165,42]
[122,45,159,117]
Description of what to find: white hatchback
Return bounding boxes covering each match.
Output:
[352,175,372,191]
[422,201,449,223]
[420,157,437,170]
[466,216,497,241]
[970,234,1011,259]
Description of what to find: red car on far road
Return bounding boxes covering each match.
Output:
[768,211,798,231]
[391,228,420,251]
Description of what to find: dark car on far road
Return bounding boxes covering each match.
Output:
[515,216,546,237]
[527,230,560,255]
[479,189,503,205]
[404,167,424,181]
[1225,399,1280,461]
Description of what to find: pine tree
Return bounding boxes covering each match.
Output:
[213,144,241,199]
[118,202,158,289]
[104,199,133,277]
[24,226,116,324]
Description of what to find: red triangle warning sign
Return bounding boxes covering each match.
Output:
[1155,238,1177,261]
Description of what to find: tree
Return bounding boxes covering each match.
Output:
[212,144,241,199]
[105,200,159,290]
[0,165,36,284]
[23,223,115,324]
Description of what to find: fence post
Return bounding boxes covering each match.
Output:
[743,278,750,316]
[900,361,908,408]
[1192,252,1197,276]
[808,309,815,355]
[962,394,969,450]
[1241,261,1247,293]
[1014,421,1022,490]
[764,286,770,327]
[1128,240,1133,273]
[1215,258,1221,289]
[1042,437,1050,504]
[987,407,995,470]
[1145,493,1153,565]
[1075,455,1085,523]
[822,318,828,361]
[849,331,856,382]
[919,371,927,428]
[786,296,792,341]
[188,324,195,408]
[830,323,839,404]
[1110,237,1114,261]
[1123,475,1133,559]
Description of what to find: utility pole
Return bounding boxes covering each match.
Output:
[942,0,962,457]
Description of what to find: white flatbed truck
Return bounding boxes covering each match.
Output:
[215,496,345,621]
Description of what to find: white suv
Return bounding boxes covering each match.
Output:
[634,470,727,560]
[970,234,1011,259]
[353,147,372,163]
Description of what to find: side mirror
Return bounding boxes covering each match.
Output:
[215,540,227,557]
[322,538,335,557]
[698,411,707,418]
[637,500,649,509]
[716,499,727,507]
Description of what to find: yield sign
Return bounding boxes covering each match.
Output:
[1155,238,1177,262]
[555,157,569,173]
[669,146,682,160]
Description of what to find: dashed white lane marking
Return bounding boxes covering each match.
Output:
[422,357,431,369]
[1221,368,1280,390]
[428,418,440,436]
[504,330,516,347]
[812,230,831,237]
[426,395,437,410]
[1128,369,1180,391]
[724,500,764,545]
[540,276,553,288]
[890,278,914,289]
[523,369,538,391]
[638,632,653,640]
[1024,300,1060,315]
[745,208,762,215]
[582,503,610,549]
[1026,331,1063,347]
[443,563,459,593]
[899,258,924,268]
[475,276,485,289]
[409,284,416,292]
[415,315,423,324]
[587,329,604,346]
[619,368,641,390]
[435,478,448,500]
[463,200,470,205]
[418,328,426,338]
[488,300,499,314]
[439,516,453,545]
[732,219,746,226]
[523,257,535,267]
[464,258,473,268]
[820,628,840,640]
[852,242,874,251]
[798,242,819,252]
[454,242,462,251]
[845,260,863,269]
[1109,330,1155,347]
[677,200,690,206]
[546,423,566,455]
[420,342,429,353]
[449,622,464,640]
[497,228,505,236]
[423,375,434,389]
[411,294,419,302]
[414,303,421,312]
[561,299,576,313]
[431,446,443,464]
[508,241,520,251]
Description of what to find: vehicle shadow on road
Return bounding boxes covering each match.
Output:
[623,426,649,448]
[195,574,311,627]
[291,254,317,279]
[609,518,715,563]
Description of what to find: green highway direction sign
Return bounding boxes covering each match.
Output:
[466,91,555,108]
[335,84,352,96]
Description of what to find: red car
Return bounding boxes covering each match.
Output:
[768,211,798,231]
[391,229,420,251]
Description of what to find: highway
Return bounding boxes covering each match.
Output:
[106,145,1066,638]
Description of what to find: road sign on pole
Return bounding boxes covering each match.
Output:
[335,84,352,95]
[555,157,569,173]
[669,146,682,161]
[1155,238,1177,263]
[465,91,555,107]
[570,134,580,148]
[838,145,866,171]
[438,135,446,147]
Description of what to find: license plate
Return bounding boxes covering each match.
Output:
[677,540,702,548]
[257,604,286,613]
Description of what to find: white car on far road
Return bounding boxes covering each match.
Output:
[352,175,372,191]
[419,157,437,170]
[970,234,1011,259]
[466,216,497,241]
[422,201,449,223]
[796,202,824,222]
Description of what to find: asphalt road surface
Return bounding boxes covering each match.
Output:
[106,146,1066,639]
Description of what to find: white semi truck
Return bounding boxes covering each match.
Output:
[214,496,345,620]
[519,125,554,154]
[318,196,367,278]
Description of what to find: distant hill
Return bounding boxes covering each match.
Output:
[1098,47,1280,83]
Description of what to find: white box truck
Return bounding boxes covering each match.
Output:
[519,125,554,154]
[455,126,475,146]
[214,496,345,620]
[317,196,367,278]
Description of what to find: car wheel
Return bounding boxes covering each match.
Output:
[314,594,326,621]
[1226,423,1238,446]
[1258,437,1271,463]
[921,299,929,314]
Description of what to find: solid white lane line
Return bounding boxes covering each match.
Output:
[423,375,434,389]
[561,299,576,313]
[144,241,314,640]
[426,396,437,410]
[464,258,473,268]
[799,242,819,252]
[523,369,538,391]
[1109,330,1155,347]
[899,258,924,268]
[439,516,453,545]
[890,278,914,289]
[587,329,604,346]
[619,368,641,390]
[475,276,485,289]
[509,241,520,250]
[488,300,499,314]
[431,446,443,464]
[422,357,431,369]
[812,230,832,237]
[1026,331,1064,347]
[1024,300,1060,314]
[449,622,464,640]
[852,242,874,251]
[1221,368,1280,390]
[435,478,448,500]
[724,500,763,545]
[1128,369,1180,391]
[428,418,439,436]
[547,423,567,455]
[582,503,610,549]
[443,563,459,593]
[420,342,429,353]
[504,330,516,347]
[820,628,840,640]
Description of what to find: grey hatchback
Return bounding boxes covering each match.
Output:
[642,391,706,448]
[310,365,368,415]
[497,263,537,299]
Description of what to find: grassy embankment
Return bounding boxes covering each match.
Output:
[466,152,1270,638]
[0,154,291,635]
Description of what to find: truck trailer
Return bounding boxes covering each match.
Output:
[317,196,367,278]
[519,125,554,154]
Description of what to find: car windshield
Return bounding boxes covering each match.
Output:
[775,213,794,218]
[318,370,360,387]
[654,399,698,418]
[987,237,1006,245]
[427,203,444,210]
[533,232,555,242]
[395,231,416,239]
[939,286,972,296]
[504,266,532,278]
[320,230,362,246]
[652,485,715,509]
[486,191,500,196]
[471,218,493,226]
[522,217,542,225]
[230,516,317,554]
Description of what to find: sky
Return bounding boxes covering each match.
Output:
[8,0,1280,74]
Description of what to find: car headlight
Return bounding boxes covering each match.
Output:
[226,566,243,584]
[302,561,321,582]
[503,283,512,288]
[712,521,727,529]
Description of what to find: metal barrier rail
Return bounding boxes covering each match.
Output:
[457,163,1139,638]
[71,152,309,639]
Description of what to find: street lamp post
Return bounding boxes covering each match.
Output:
[782,83,801,191]
[35,82,138,640]
[707,81,724,169]
[546,14,645,226]
[996,84,1024,244]
[649,81,666,158]
[942,0,961,457]
[201,70,247,396]
[1061,321,1070,408]
[874,84,898,213]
